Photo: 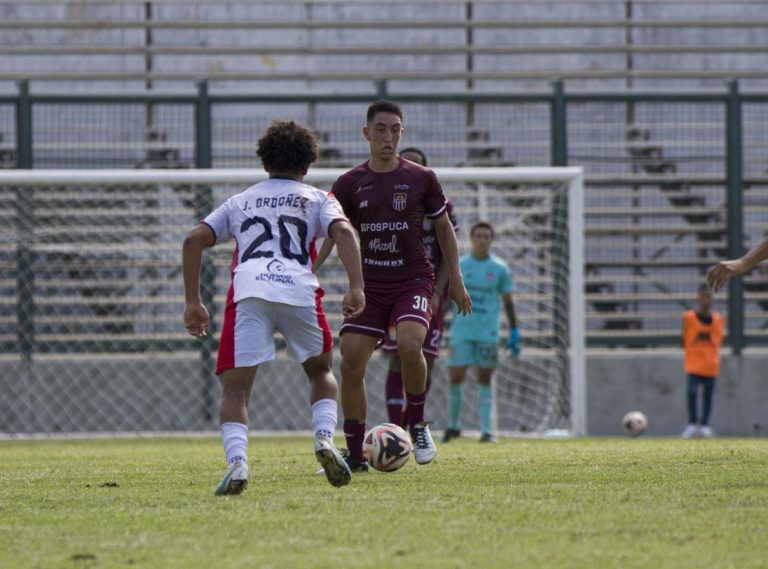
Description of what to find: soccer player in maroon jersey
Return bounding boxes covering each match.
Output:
[328,101,472,471]
[380,148,459,429]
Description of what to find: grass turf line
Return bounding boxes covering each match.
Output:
[1,437,767,569]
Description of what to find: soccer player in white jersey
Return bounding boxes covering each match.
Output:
[182,120,365,495]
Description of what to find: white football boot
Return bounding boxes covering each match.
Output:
[411,422,437,465]
[315,437,352,488]
[214,461,249,496]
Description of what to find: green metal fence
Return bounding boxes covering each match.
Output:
[2,79,767,352]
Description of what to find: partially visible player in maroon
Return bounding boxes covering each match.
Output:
[326,101,472,471]
[380,148,459,428]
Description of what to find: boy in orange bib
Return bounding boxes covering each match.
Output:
[681,285,725,438]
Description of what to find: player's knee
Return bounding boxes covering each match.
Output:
[221,382,250,404]
[397,340,423,363]
[340,358,366,381]
[302,353,332,381]
[306,363,333,384]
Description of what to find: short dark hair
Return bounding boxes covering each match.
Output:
[400,147,427,167]
[470,220,495,238]
[366,100,403,123]
[698,283,713,295]
[256,120,318,174]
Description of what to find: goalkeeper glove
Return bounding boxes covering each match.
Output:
[507,327,521,358]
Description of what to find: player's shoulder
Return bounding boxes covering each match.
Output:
[682,309,697,320]
[401,158,438,181]
[333,162,369,189]
[400,157,429,172]
[295,180,332,198]
[273,178,330,196]
[488,253,511,269]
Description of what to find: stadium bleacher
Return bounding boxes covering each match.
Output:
[2,0,768,351]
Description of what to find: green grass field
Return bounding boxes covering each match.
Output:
[1,436,767,569]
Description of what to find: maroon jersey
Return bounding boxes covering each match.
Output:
[331,157,448,282]
[422,199,458,274]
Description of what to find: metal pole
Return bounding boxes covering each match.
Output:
[144,1,155,128]
[550,79,572,427]
[15,80,35,430]
[550,79,567,167]
[16,80,32,168]
[195,80,212,169]
[725,79,744,354]
[15,80,34,359]
[374,79,388,100]
[194,80,216,422]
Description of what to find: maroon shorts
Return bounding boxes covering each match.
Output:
[341,278,435,340]
[381,288,448,358]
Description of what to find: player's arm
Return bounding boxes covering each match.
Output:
[328,220,365,319]
[182,223,215,337]
[434,213,472,315]
[502,292,520,356]
[313,237,336,272]
[432,261,451,311]
[315,183,349,272]
[707,234,768,292]
[502,292,517,329]
[433,212,458,311]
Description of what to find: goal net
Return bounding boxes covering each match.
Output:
[0,167,584,437]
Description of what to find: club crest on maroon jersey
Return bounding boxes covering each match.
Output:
[393,192,407,211]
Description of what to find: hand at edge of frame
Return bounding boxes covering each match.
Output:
[706,259,746,293]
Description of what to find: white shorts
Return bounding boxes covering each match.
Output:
[216,295,333,373]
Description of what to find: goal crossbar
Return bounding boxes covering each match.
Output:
[0,166,585,186]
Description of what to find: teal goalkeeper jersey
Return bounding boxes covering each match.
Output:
[450,253,513,343]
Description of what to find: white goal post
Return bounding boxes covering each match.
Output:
[0,167,585,436]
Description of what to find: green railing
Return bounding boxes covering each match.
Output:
[2,79,766,353]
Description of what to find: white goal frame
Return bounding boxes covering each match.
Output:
[1,167,585,436]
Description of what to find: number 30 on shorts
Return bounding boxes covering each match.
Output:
[412,295,429,312]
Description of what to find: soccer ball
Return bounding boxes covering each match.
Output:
[621,411,648,436]
[363,423,412,472]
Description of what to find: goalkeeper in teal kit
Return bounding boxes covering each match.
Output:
[443,221,519,443]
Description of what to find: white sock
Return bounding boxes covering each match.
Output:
[221,422,248,465]
[312,398,337,443]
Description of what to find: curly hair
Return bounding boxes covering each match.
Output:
[256,120,318,174]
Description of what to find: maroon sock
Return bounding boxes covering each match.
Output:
[400,404,410,430]
[405,391,427,429]
[402,376,431,428]
[385,370,404,425]
[343,420,366,460]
